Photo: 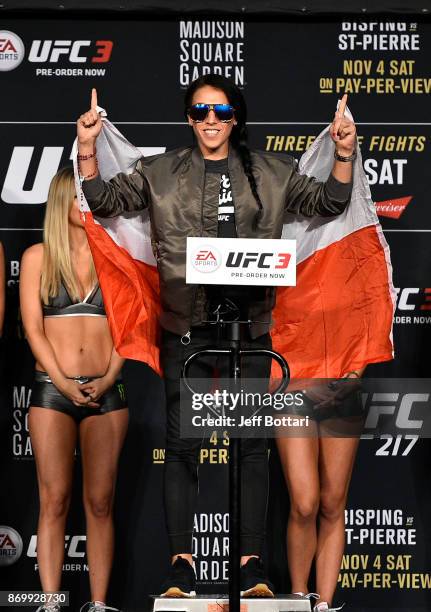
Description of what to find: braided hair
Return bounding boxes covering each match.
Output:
[184,74,264,230]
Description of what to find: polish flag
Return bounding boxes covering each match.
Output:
[73,109,395,379]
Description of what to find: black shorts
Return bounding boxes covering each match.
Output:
[30,371,127,423]
[290,387,365,422]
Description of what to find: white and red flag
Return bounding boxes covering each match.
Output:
[73,107,395,378]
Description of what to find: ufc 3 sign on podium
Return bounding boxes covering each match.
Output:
[186,237,297,287]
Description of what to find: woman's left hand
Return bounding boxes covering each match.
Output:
[330,93,357,157]
[80,375,114,404]
[304,374,361,410]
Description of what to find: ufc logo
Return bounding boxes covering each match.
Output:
[226,252,291,269]
[27,535,86,558]
[28,40,113,63]
[1,146,165,205]
[364,393,428,430]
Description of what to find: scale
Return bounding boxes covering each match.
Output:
[151,594,312,612]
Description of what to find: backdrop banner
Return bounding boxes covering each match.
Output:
[0,15,430,612]
[2,1,431,14]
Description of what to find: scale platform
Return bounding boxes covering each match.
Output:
[151,594,312,612]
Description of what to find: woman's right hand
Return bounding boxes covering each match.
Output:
[77,88,102,147]
[55,377,100,408]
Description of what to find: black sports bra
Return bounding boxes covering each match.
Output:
[43,280,106,318]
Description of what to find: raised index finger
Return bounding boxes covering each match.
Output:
[338,93,348,117]
[91,88,98,110]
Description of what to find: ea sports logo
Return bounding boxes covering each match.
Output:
[191,246,222,273]
[0,31,25,71]
[0,526,23,566]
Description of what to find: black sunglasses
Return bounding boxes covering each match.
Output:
[188,103,235,123]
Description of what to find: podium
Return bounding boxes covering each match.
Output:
[153,237,300,612]
[151,594,312,612]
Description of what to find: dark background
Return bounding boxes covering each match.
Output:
[1,4,430,611]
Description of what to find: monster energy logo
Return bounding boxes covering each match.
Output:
[116,383,126,402]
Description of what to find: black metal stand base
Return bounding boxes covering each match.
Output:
[181,320,290,612]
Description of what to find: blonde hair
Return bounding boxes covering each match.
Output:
[41,167,96,304]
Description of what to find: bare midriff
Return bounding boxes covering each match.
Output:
[36,316,113,378]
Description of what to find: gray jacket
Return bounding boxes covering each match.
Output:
[82,145,352,338]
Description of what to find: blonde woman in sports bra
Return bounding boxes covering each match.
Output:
[20,167,128,612]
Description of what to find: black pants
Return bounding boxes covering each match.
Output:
[161,326,272,556]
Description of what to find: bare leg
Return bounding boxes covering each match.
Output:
[276,423,319,595]
[315,428,360,605]
[29,407,77,591]
[80,409,128,602]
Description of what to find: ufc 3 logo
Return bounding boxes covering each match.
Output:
[226,252,291,269]
[395,288,431,311]
[28,40,113,63]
